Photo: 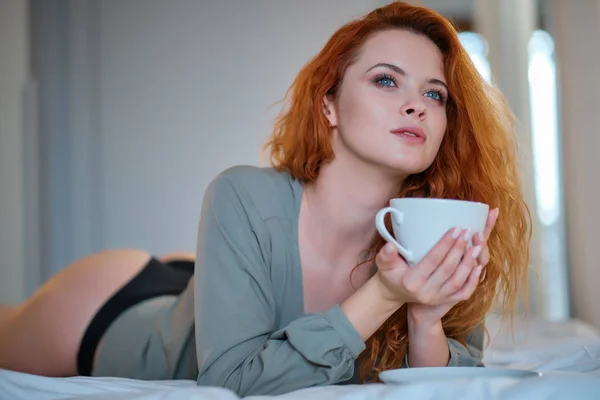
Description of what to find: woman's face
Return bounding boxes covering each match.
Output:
[324,29,448,178]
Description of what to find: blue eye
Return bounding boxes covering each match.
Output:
[424,90,446,104]
[374,74,397,88]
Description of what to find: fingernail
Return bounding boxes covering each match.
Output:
[475,265,483,277]
[451,227,461,239]
[493,208,500,218]
[471,246,482,259]
[463,228,472,241]
[478,232,485,242]
[384,242,395,255]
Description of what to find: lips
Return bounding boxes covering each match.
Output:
[390,126,427,142]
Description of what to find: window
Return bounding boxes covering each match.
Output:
[460,29,569,319]
[458,32,491,82]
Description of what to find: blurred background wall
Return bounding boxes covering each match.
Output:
[0,0,597,329]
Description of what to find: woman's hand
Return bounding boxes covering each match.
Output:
[406,208,499,326]
[341,209,498,346]
[374,226,483,308]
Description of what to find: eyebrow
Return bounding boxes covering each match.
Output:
[366,62,448,92]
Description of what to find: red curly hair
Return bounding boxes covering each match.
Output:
[263,1,531,382]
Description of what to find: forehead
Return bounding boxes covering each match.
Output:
[352,29,445,81]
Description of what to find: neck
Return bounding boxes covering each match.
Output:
[301,155,404,263]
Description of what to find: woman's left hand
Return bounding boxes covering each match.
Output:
[406,208,499,326]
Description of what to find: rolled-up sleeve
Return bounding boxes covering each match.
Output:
[447,324,485,367]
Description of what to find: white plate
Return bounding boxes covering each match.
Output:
[379,367,542,384]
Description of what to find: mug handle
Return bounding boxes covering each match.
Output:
[375,207,414,264]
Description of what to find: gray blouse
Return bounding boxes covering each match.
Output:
[191,165,485,396]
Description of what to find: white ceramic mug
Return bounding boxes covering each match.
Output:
[375,198,489,265]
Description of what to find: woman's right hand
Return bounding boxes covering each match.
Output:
[374,227,482,306]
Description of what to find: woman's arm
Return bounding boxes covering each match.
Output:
[406,318,450,367]
[194,171,404,397]
[404,318,485,367]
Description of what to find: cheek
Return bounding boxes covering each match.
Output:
[338,94,384,135]
[430,111,448,146]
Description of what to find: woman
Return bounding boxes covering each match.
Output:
[0,1,530,397]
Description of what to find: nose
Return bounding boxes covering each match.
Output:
[400,98,426,120]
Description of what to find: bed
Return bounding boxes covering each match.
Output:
[2,315,600,400]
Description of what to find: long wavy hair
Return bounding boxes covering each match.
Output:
[263,1,531,382]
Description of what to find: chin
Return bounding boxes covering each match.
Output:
[378,157,431,178]
[352,147,433,178]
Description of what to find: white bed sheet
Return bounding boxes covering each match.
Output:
[2,317,600,400]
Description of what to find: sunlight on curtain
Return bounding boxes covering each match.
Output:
[458,32,491,82]
[528,29,560,226]
[460,29,569,319]
[527,29,568,319]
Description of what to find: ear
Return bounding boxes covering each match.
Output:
[322,94,338,128]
